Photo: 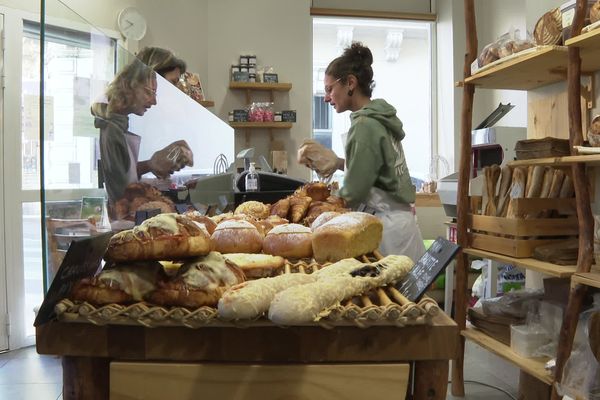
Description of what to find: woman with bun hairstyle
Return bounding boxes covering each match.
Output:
[136,46,187,85]
[298,42,425,262]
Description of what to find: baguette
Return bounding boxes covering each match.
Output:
[526,165,545,198]
[506,167,527,218]
[539,169,566,218]
[559,175,575,198]
[484,165,501,216]
[268,255,414,325]
[496,166,512,217]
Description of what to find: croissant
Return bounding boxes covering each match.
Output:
[288,195,312,223]
[270,198,291,218]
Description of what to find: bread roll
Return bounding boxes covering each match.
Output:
[262,223,313,259]
[211,220,263,254]
[312,212,383,262]
[105,213,211,262]
[234,201,270,219]
[183,211,217,234]
[222,253,285,279]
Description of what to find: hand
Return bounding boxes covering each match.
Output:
[148,140,194,179]
[297,139,341,177]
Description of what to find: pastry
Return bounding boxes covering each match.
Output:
[183,211,217,234]
[270,198,291,219]
[288,195,312,223]
[234,201,270,219]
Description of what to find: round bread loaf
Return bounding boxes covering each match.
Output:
[234,201,270,219]
[211,220,263,254]
[263,223,313,259]
[183,211,218,234]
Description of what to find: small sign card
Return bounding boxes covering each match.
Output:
[263,73,279,83]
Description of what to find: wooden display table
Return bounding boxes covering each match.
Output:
[36,312,458,400]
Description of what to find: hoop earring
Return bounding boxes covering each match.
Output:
[348,89,354,96]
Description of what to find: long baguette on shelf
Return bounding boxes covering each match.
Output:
[268,255,414,325]
[505,167,527,218]
[495,165,512,217]
[483,165,501,216]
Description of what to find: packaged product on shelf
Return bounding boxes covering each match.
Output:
[472,27,534,74]
[248,102,274,122]
[177,72,205,104]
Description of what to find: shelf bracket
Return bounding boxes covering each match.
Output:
[581,74,594,110]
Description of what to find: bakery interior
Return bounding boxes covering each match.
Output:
[1,0,600,399]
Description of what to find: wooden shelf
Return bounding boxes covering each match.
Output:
[571,272,600,288]
[462,327,553,385]
[463,248,576,278]
[199,100,214,107]
[565,28,600,73]
[461,46,568,90]
[229,82,292,91]
[508,154,600,167]
[229,122,292,129]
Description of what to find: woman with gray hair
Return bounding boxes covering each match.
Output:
[92,58,193,203]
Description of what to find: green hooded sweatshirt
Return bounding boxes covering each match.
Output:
[339,99,416,207]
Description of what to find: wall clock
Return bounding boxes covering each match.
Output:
[117,7,147,41]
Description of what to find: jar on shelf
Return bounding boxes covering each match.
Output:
[249,73,256,83]
[274,112,282,122]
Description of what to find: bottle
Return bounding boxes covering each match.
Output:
[245,162,260,192]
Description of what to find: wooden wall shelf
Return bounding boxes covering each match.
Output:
[508,154,600,167]
[565,28,600,73]
[462,328,553,385]
[463,248,577,278]
[460,46,568,90]
[571,272,600,288]
[229,82,292,92]
[230,122,292,129]
[199,100,215,107]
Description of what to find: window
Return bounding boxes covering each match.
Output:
[21,21,117,190]
[312,17,435,182]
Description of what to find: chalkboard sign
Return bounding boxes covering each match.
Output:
[395,236,460,303]
[34,232,113,326]
[281,110,296,122]
[263,73,278,83]
[233,109,248,122]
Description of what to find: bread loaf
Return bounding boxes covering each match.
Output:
[262,223,313,259]
[312,212,383,262]
[211,220,263,254]
[310,211,342,231]
[105,213,211,262]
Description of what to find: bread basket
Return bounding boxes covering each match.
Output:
[534,7,563,45]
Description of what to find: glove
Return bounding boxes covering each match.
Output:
[297,139,340,177]
[148,140,194,179]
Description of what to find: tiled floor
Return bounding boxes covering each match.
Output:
[1,341,519,399]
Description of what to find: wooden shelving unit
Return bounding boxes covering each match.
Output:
[462,328,553,385]
[229,122,293,129]
[463,248,577,278]
[454,2,594,398]
[460,46,568,90]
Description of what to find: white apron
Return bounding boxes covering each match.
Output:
[366,187,425,263]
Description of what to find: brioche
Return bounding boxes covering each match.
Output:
[234,201,270,219]
[211,220,263,254]
[105,213,211,262]
[311,212,383,262]
[262,223,313,259]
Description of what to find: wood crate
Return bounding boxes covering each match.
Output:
[468,197,578,258]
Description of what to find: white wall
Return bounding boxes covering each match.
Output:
[312,0,432,14]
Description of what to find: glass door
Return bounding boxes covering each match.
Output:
[0,12,9,351]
